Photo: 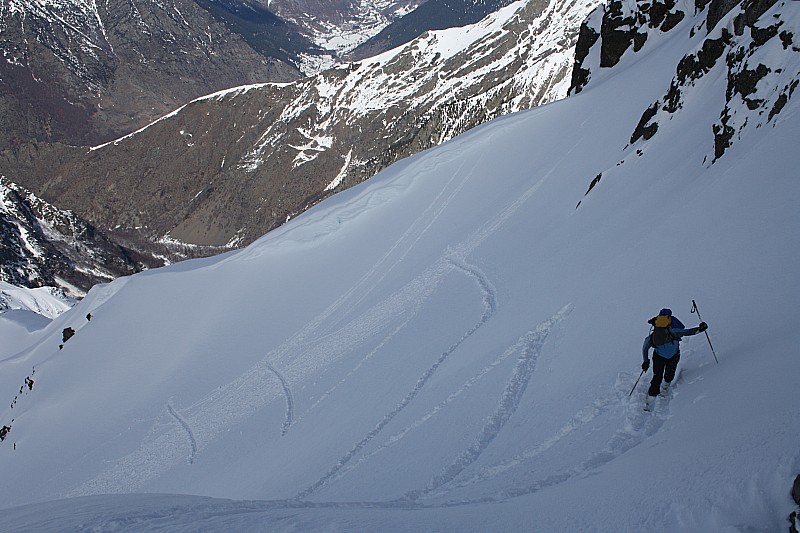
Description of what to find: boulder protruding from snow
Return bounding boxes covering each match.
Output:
[790,474,800,533]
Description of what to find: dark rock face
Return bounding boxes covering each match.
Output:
[791,474,800,533]
[630,103,659,144]
[705,0,740,31]
[570,0,797,205]
[0,177,161,295]
[583,0,794,163]
[192,0,325,67]
[0,0,302,151]
[570,22,601,95]
[598,0,642,68]
[569,0,686,95]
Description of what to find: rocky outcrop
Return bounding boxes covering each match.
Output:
[569,0,798,171]
[0,177,162,296]
[569,0,687,95]
[629,0,797,161]
[791,473,800,533]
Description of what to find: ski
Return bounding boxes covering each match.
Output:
[643,368,684,411]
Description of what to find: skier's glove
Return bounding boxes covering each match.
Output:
[698,322,708,332]
[642,359,650,371]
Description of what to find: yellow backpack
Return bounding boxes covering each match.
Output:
[652,314,675,347]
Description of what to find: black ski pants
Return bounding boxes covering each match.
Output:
[648,353,680,397]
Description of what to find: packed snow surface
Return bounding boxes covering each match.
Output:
[1,1,799,531]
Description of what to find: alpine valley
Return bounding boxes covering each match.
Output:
[0,0,799,530]
[1,0,600,291]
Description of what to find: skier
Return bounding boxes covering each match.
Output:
[642,308,707,399]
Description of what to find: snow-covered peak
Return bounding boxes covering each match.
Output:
[0,281,75,319]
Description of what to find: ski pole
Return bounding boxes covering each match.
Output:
[629,368,645,397]
[691,299,718,364]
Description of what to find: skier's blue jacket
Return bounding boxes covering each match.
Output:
[642,316,702,360]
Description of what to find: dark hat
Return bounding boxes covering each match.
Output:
[659,308,672,316]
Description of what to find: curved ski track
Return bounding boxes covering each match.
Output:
[406,307,571,501]
[265,363,294,436]
[66,142,580,500]
[427,371,683,505]
[167,402,198,465]
[294,257,498,499]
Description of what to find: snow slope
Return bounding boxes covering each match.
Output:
[1,0,799,530]
[0,282,74,320]
[0,282,70,361]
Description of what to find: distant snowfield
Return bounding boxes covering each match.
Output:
[1,0,799,531]
[0,281,74,320]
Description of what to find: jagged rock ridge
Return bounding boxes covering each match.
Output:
[568,0,798,201]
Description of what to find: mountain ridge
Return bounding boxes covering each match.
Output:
[0,0,303,151]
[2,0,600,253]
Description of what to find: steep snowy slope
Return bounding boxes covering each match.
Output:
[0,0,798,530]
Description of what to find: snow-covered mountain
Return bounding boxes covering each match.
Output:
[348,0,519,60]
[0,281,74,319]
[5,0,600,254]
[267,0,425,56]
[0,0,519,153]
[0,0,798,529]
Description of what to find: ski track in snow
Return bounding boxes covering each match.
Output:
[167,402,197,465]
[288,155,482,424]
[265,363,294,436]
[67,138,560,498]
[494,382,680,502]
[65,368,688,525]
[299,318,414,421]
[294,257,499,499]
[428,370,685,505]
[66,149,481,496]
[334,317,532,479]
[406,307,571,501]
[306,147,477,338]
